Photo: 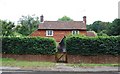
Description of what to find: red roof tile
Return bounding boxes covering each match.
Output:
[38,21,86,30]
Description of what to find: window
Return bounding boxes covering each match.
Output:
[46,30,53,36]
[72,30,79,35]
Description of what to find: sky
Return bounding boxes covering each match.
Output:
[0,0,120,24]
[118,1,120,19]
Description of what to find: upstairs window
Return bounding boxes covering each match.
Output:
[72,30,79,35]
[46,30,53,36]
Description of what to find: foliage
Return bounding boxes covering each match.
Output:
[2,36,56,55]
[0,20,15,36]
[12,32,23,37]
[107,19,120,36]
[66,35,120,55]
[97,30,108,36]
[87,21,111,34]
[87,19,120,36]
[58,16,73,21]
[15,15,40,36]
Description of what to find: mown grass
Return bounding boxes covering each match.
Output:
[67,63,119,67]
[0,58,119,68]
[0,58,55,67]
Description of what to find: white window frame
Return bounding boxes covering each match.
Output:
[46,30,53,36]
[72,30,79,35]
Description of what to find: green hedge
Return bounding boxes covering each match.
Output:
[66,36,120,55]
[2,36,56,55]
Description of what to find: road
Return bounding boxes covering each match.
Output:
[1,71,120,74]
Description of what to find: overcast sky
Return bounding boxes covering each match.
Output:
[0,0,119,24]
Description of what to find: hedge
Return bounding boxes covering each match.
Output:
[66,36,120,55]
[2,36,56,55]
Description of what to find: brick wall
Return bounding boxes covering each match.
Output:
[53,30,70,42]
[67,55,119,64]
[30,30,87,42]
[2,54,119,64]
[2,54,55,62]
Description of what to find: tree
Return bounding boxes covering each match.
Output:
[87,21,111,36]
[58,16,73,21]
[90,21,108,33]
[1,20,15,36]
[15,25,29,36]
[107,19,120,36]
[97,30,108,36]
[16,15,40,36]
[87,24,92,31]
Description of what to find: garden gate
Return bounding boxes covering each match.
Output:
[55,36,67,63]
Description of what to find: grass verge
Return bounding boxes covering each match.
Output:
[67,63,119,67]
[1,58,119,68]
[0,58,55,67]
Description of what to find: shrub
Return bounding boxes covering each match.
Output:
[2,36,56,55]
[66,35,120,55]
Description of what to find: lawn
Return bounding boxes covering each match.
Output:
[0,58,55,67]
[0,58,119,68]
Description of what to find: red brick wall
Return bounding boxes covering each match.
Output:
[2,54,55,62]
[30,30,87,42]
[80,31,87,35]
[53,30,70,42]
[67,55,119,64]
[2,54,119,64]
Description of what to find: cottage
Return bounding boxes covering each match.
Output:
[30,15,87,42]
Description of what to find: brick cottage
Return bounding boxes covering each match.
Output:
[30,15,96,42]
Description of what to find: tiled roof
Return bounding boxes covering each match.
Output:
[38,21,86,30]
[86,31,97,37]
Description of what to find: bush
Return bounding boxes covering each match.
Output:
[2,36,56,55]
[66,35,120,55]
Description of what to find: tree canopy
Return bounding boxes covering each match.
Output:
[87,21,110,33]
[58,16,73,21]
[87,19,120,36]
[1,20,15,36]
[15,15,40,36]
[108,19,120,36]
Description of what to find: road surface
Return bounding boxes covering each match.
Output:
[1,71,120,74]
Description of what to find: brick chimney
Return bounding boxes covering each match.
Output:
[83,16,86,25]
[40,15,44,23]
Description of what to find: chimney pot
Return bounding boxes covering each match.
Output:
[40,15,44,23]
[83,16,86,25]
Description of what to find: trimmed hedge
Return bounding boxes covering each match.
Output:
[66,36,120,55]
[2,36,56,55]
